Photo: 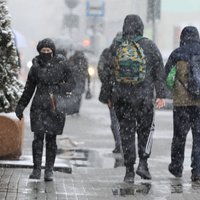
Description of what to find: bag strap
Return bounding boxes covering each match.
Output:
[133,36,145,43]
[177,77,188,91]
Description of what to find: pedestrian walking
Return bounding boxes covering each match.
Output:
[68,50,91,115]
[165,26,200,182]
[56,47,68,59]
[15,38,75,181]
[98,47,122,154]
[107,14,166,183]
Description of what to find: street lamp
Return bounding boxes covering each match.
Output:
[63,0,80,39]
[147,0,161,42]
[65,0,79,9]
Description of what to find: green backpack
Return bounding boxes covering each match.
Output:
[166,65,176,90]
[115,36,147,85]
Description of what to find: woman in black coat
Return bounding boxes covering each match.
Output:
[15,38,75,181]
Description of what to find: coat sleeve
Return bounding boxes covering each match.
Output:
[16,66,37,112]
[165,52,176,78]
[97,48,109,83]
[148,41,167,99]
[98,48,114,104]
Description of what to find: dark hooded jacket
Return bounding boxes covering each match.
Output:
[100,15,166,104]
[16,38,75,135]
[98,47,114,103]
[165,26,200,106]
[68,50,89,95]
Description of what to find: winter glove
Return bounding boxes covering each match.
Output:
[15,105,24,120]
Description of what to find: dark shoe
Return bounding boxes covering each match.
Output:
[168,164,182,178]
[124,166,135,183]
[136,160,152,180]
[29,169,41,179]
[44,170,54,181]
[112,146,121,154]
[191,174,200,182]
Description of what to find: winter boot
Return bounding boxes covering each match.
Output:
[29,168,41,179]
[44,168,54,182]
[44,143,57,181]
[29,140,43,179]
[112,145,121,153]
[124,165,135,183]
[168,163,182,178]
[136,159,152,180]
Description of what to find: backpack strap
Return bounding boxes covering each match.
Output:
[133,36,145,43]
[177,77,188,91]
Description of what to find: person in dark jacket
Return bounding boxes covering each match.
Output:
[102,15,166,183]
[98,47,122,153]
[165,26,200,182]
[68,50,90,114]
[15,38,75,181]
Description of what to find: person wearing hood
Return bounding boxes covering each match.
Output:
[15,38,75,181]
[68,50,90,115]
[106,15,166,183]
[98,43,122,154]
[165,26,200,182]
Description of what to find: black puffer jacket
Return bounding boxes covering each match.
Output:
[101,15,166,104]
[16,53,75,135]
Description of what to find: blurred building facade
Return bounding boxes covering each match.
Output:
[7,0,200,63]
[158,0,200,60]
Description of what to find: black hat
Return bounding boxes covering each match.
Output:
[37,38,56,55]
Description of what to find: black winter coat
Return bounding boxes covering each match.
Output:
[68,51,89,95]
[98,47,114,104]
[16,54,75,135]
[100,15,166,105]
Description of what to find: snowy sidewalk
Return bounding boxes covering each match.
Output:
[0,79,200,200]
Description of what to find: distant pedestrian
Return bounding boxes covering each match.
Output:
[15,38,75,181]
[107,14,166,183]
[98,47,122,154]
[165,26,200,182]
[68,50,91,115]
[56,48,68,59]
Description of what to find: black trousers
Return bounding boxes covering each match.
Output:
[114,99,154,167]
[33,132,57,152]
[32,132,57,168]
[171,106,200,176]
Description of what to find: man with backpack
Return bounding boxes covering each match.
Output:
[165,26,200,182]
[106,14,166,183]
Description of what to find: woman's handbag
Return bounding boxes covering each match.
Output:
[55,92,79,115]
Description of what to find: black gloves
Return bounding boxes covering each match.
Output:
[15,105,24,120]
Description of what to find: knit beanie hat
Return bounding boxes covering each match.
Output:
[37,38,56,55]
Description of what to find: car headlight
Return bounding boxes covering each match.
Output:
[88,66,95,77]
[27,61,32,69]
